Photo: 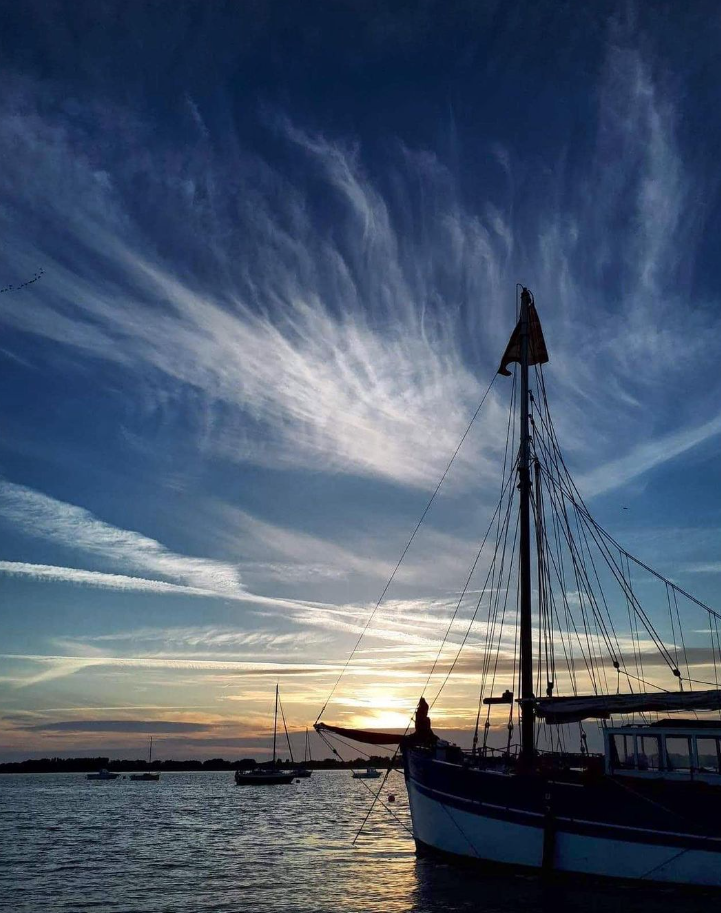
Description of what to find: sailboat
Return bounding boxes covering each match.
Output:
[293,728,313,778]
[235,684,296,785]
[130,737,160,781]
[316,288,721,888]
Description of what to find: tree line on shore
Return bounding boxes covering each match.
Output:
[0,755,399,773]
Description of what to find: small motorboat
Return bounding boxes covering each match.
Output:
[87,768,119,780]
[351,768,381,779]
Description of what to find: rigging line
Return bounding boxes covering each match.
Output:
[534,443,613,675]
[422,452,519,693]
[672,587,692,690]
[666,583,680,672]
[534,366,721,624]
[571,500,626,667]
[542,463,580,693]
[352,766,407,842]
[277,692,295,765]
[532,436,618,676]
[474,372,518,707]
[352,769,413,840]
[352,735,409,843]
[486,510,521,707]
[315,731,412,839]
[470,466,518,704]
[709,615,721,719]
[537,469,600,690]
[478,469,517,699]
[540,467,678,670]
[622,552,642,690]
[319,730,394,758]
[530,471,549,695]
[532,418,620,670]
[540,481,599,690]
[435,493,520,710]
[430,448,517,713]
[571,500,683,671]
[315,372,499,725]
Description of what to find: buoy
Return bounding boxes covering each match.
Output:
[388,793,396,803]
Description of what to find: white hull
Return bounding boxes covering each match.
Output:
[407,775,721,887]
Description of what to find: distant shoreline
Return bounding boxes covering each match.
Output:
[0,755,401,774]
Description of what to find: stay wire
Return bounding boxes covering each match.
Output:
[315,372,499,725]
[535,363,721,624]
[277,693,295,764]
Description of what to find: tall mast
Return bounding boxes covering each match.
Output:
[272,683,279,767]
[518,287,535,765]
[149,736,152,765]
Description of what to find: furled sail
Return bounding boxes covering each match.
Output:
[535,689,721,724]
[314,723,404,745]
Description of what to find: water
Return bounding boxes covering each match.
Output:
[0,771,714,912]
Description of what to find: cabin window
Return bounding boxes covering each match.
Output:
[696,737,721,774]
[637,736,661,771]
[665,736,692,771]
[610,734,636,769]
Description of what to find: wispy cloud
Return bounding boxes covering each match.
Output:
[0,479,242,591]
[64,626,330,651]
[2,653,346,688]
[25,719,212,733]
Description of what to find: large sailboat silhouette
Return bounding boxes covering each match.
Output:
[316,288,721,887]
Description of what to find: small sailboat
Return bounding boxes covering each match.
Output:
[130,737,160,781]
[351,768,381,779]
[293,728,313,778]
[316,287,721,888]
[235,684,296,786]
[86,768,119,780]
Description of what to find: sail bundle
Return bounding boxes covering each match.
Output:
[314,722,404,746]
[535,689,721,724]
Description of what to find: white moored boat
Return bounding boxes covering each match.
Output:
[351,768,381,779]
[87,768,119,781]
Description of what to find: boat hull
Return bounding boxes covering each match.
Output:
[404,748,721,887]
[234,772,296,785]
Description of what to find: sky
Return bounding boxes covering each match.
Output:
[2,1,721,762]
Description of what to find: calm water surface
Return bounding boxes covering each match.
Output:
[0,770,715,912]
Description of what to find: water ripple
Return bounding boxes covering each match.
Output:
[0,771,714,912]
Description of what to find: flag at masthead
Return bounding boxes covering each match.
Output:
[498,297,549,376]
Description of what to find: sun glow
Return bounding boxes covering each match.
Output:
[338,689,415,730]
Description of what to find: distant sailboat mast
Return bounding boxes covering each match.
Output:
[272,683,279,768]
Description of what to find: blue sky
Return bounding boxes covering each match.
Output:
[2,1,721,761]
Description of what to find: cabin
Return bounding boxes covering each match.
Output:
[604,719,721,782]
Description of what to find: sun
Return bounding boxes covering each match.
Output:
[340,690,413,730]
